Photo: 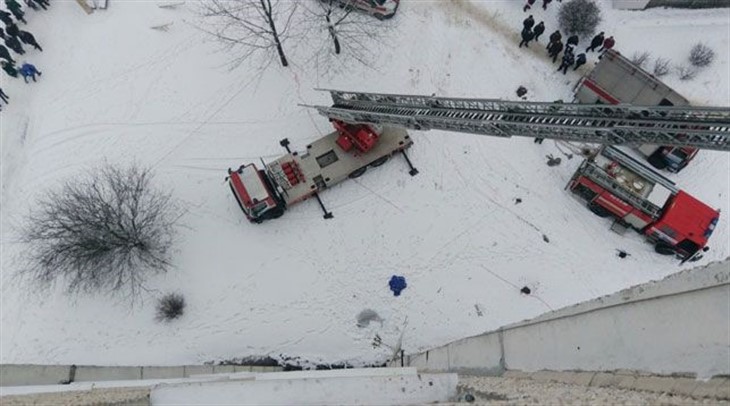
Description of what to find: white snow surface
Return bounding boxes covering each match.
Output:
[0,1,728,367]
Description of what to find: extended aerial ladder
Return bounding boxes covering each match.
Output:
[306,89,730,151]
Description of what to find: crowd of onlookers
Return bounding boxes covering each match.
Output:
[0,0,49,111]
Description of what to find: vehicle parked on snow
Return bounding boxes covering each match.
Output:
[567,146,719,262]
[574,49,698,173]
[328,0,400,20]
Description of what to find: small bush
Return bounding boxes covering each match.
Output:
[653,57,670,77]
[558,0,602,37]
[676,64,698,81]
[689,43,714,68]
[631,51,650,68]
[156,293,185,321]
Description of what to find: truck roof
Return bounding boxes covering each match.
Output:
[660,191,720,247]
[232,164,270,205]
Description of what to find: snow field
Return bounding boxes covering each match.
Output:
[0,0,728,367]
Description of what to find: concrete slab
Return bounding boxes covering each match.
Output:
[141,366,184,380]
[183,366,214,377]
[632,376,676,393]
[668,377,701,397]
[447,335,502,374]
[553,372,596,386]
[0,365,71,386]
[233,366,252,373]
[423,347,449,371]
[692,377,730,399]
[74,366,142,382]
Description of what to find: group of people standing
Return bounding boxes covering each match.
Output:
[0,0,48,110]
[518,9,616,76]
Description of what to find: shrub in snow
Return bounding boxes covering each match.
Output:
[20,164,180,300]
[689,43,714,68]
[676,64,698,81]
[558,0,602,37]
[156,293,186,321]
[630,51,650,68]
[653,57,670,77]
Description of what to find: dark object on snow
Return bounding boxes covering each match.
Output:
[0,87,9,104]
[689,42,715,68]
[0,27,5,40]
[574,53,587,70]
[617,250,630,259]
[18,30,42,51]
[546,154,562,166]
[533,21,545,41]
[0,45,14,64]
[523,15,534,31]
[31,0,48,9]
[542,234,550,243]
[519,28,535,48]
[20,62,41,83]
[586,31,604,52]
[548,40,563,63]
[599,36,615,52]
[515,197,522,204]
[520,286,531,295]
[542,0,552,9]
[534,137,544,144]
[523,0,535,12]
[156,293,185,321]
[1,60,18,77]
[464,393,476,403]
[356,309,383,328]
[389,275,407,297]
[516,86,528,97]
[5,0,27,24]
[24,0,38,11]
[567,34,579,48]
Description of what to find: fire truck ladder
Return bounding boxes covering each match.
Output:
[305,89,730,151]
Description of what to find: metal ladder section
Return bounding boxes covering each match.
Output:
[306,89,730,151]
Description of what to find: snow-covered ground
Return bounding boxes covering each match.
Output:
[1,0,728,367]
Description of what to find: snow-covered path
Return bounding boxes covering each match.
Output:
[1,1,728,367]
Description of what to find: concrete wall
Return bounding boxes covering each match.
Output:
[402,259,730,379]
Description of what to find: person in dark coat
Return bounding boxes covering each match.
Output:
[523,0,535,12]
[1,60,18,77]
[5,0,27,24]
[6,23,20,38]
[519,28,535,48]
[0,45,14,64]
[542,0,552,9]
[546,30,561,50]
[586,31,604,52]
[566,34,579,47]
[0,10,14,25]
[558,49,575,74]
[533,21,545,42]
[599,36,615,52]
[18,30,41,51]
[0,87,9,104]
[573,53,587,70]
[20,61,41,82]
[32,0,49,9]
[5,36,24,55]
[24,0,38,10]
[0,27,5,40]
[548,40,563,63]
[523,15,534,31]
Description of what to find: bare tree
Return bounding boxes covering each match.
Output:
[653,57,670,77]
[198,0,297,69]
[298,0,395,71]
[20,164,181,301]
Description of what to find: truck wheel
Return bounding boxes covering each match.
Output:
[349,167,367,179]
[655,243,675,256]
[370,156,389,167]
[588,202,611,218]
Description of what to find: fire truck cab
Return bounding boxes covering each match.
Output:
[574,50,698,173]
[568,146,719,261]
[228,164,285,223]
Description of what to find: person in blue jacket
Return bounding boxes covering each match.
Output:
[20,61,41,83]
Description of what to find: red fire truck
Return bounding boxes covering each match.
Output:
[567,146,719,261]
[574,50,698,173]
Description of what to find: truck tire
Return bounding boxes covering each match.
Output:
[654,243,675,256]
[588,202,611,218]
[370,155,389,167]
[349,167,367,179]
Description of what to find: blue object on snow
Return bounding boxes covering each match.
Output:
[389,275,407,297]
